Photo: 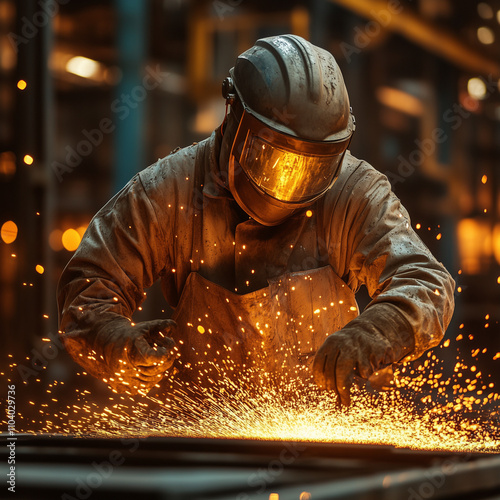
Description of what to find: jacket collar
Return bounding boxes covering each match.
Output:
[202,127,234,199]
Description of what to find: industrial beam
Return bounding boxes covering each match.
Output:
[113,0,147,193]
[331,0,500,78]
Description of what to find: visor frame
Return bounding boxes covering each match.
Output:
[230,105,353,207]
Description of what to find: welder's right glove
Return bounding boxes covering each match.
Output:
[312,304,414,407]
[95,317,178,395]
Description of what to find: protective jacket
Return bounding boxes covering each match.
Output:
[58,128,455,387]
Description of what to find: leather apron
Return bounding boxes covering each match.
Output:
[169,266,358,384]
[162,148,359,387]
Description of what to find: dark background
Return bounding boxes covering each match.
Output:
[1,0,499,429]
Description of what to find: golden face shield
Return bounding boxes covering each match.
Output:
[229,108,353,206]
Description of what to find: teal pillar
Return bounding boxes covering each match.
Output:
[113,0,147,192]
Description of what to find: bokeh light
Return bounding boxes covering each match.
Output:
[65,56,101,79]
[76,225,88,237]
[1,220,18,244]
[49,229,63,251]
[62,228,81,252]
[477,26,495,44]
[467,77,487,100]
[23,154,34,165]
[0,152,16,178]
[477,2,494,19]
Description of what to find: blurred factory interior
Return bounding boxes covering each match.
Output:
[1,0,500,413]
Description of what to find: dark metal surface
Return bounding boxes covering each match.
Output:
[1,434,499,500]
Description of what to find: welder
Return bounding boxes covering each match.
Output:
[58,34,455,406]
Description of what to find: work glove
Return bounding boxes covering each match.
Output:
[312,304,414,407]
[96,317,178,395]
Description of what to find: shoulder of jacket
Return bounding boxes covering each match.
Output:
[339,152,384,181]
[339,152,394,193]
[321,152,392,208]
[138,137,211,191]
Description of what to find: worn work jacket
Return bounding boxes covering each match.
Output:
[57,129,455,386]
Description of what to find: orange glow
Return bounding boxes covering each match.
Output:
[0,152,16,178]
[23,154,34,165]
[1,220,18,244]
[492,224,500,265]
[49,229,63,251]
[17,79,27,90]
[76,225,88,237]
[35,265,45,274]
[62,228,81,252]
[456,218,491,274]
[481,175,488,184]
[65,56,101,79]
[306,210,313,218]
[376,86,424,117]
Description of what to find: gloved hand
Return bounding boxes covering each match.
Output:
[312,305,414,406]
[97,318,178,395]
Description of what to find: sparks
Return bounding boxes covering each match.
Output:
[2,324,499,454]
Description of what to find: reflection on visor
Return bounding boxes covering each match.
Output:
[241,134,343,202]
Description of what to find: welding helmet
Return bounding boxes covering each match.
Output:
[222,34,355,226]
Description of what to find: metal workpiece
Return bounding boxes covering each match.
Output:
[1,434,499,500]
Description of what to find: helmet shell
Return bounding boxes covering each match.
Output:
[232,34,353,142]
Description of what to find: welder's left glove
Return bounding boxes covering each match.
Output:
[312,304,414,406]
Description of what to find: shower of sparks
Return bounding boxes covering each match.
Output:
[1,210,499,453]
[3,337,500,454]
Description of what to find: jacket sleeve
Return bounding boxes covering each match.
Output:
[57,171,173,378]
[321,157,455,361]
